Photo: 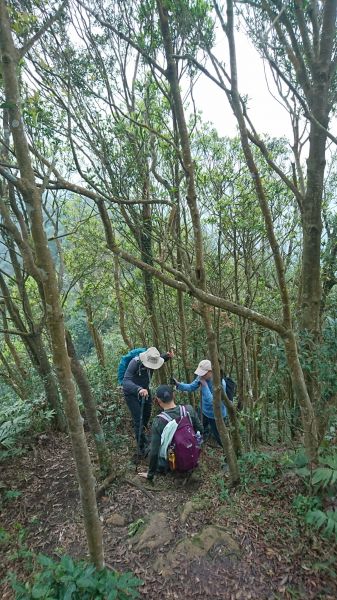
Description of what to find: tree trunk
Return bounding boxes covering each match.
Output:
[299,112,327,412]
[241,324,254,448]
[0,350,27,399]
[140,194,161,349]
[203,307,240,485]
[0,2,104,567]
[174,143,191,382]
[225,0,319,459]
[283,330,318,460]
[220,385,242,457]
[66,331,112,477]
[85,304,106,370]
[34,339,67,433]
[113,254,132,349]
[0,273,66,431]
[156,0,239,481]
[0,306,27,379]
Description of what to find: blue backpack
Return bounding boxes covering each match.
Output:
[117,347,147,385]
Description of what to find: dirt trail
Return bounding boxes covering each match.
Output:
[1,433,337,599]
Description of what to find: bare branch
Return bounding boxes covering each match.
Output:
[19,0,68,58]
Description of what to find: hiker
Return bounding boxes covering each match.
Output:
[122,347,174,457]
[138,384,203,482]
[173,360,234,447]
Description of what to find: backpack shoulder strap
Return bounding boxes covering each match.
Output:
[159,412,173,423]
[179,405,187,417]
[179,405,192,425]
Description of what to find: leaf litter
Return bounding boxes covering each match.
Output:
[0,432,337,599]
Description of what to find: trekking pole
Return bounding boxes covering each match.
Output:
[136,391,145,471]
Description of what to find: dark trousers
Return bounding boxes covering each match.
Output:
[202,414,223,446]
[125,393,152,450]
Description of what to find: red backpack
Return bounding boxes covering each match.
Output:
[160,405,201,472]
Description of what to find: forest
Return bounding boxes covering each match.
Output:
[0,0,336,598]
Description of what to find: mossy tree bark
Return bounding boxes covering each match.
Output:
[156,0,240,483]
[0,0,104,567]
[224,0,319,460]
[66,330,112,477]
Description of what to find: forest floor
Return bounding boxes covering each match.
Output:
[1,405,337,600]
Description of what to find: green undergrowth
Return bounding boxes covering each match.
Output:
[0,396,55,462]
[0,523,142,600]
[6,552,142,600]
[289,448,337,542]
[205,445,337,546]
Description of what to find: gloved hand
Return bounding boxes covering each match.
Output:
[170,377,179,387]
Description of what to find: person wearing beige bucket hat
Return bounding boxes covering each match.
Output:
[173,359,235,447]
[122,346,174,458]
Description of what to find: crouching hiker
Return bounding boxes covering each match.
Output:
[138,384,203,482]
[122,347,174,459]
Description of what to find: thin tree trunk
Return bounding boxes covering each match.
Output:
[66,331,112,477]
[242,324,254,448]
[225,0,318,459]
[0,350,27,399]
[156,0,239,483]
[113,255,132,348]
[203,307,240,485]
[141,199,161,349]
[220,385,242,457]
[0,305,27,379]
[85,304,106,370]
[35,339,67,432]
[174,136,190,382]
[0,273,66,431]
[0,2,104,566]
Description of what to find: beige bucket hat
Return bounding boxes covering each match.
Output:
[139,347,164,369]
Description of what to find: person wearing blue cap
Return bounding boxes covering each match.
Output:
[138,384,203,481]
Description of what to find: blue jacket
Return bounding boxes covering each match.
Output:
[176,377,228,419]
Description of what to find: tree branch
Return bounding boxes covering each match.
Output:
[19,0,68,58]
[76,0,165,75]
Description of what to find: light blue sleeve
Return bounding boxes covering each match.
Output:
[201,383,213,403]
[176,377,200,393]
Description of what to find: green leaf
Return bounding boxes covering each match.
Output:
[321,455,337,470]
[76,576,96,589]
[63,582,77,600]
[312,467,333,487]
[60,555,74,573]
[0,101,16,109]
[31,583,48,598]
[38,554,54,568]
[127,518,144,537]
[295,466,311,478]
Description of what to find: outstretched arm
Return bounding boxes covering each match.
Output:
[176,377,200,393]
